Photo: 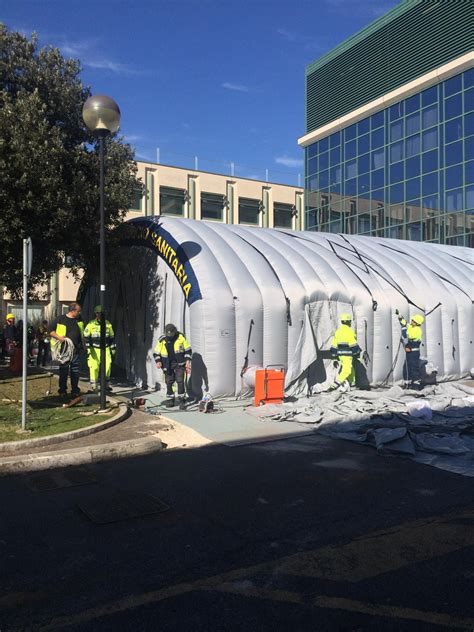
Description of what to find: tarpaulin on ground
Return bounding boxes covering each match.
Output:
[247,381,474,477]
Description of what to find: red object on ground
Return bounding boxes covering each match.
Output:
[9,347,22,374]
[254,366,285,406]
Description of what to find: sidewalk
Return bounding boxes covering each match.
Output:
[109,383,315,447]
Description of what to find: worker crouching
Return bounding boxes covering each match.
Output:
[84,306,116,392]
[396,310,424,389]
[154,323,191,410]
[328,313,361,392]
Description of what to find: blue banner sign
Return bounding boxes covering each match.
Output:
[120,218,202,305]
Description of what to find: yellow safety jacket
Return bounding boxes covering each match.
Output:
[154,333,192,371]
[84,319,115,349]
[52,319,85,348]
[330,324,361,358]
[398,316,422,351]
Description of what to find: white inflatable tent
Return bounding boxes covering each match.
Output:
[82,217,473,397]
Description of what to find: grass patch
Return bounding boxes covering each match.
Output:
[0,368,112,442]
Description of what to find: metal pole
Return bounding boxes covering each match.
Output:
[21,238,28,430]
[194,155,198,171]
[156,147,160,164]
[99,135,107,411]
[265,169,269,183]
[231,162,234,177]
[298,173,301,187]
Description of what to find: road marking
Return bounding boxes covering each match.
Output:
[211,586,474,629]
[36,507,474,631]
[278,510,474,582]
[313,597,474,631]
[211,583,303,604]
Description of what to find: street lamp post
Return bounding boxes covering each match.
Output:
[82,95,121,410]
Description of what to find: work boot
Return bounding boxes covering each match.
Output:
[178,397,186,410]
[165,397,175,408]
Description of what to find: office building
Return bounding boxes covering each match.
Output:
[299,0,474,245]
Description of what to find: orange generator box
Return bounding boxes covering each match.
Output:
[254,365,285,407]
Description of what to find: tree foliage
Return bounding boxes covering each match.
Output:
[0,25,141,295]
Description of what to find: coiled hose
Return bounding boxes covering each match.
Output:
[51,337,75,365]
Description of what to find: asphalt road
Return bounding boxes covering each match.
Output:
[1,430,474,631]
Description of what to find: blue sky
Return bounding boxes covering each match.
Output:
[3,0,399,184]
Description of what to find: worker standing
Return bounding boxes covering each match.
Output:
[3,314,19,361]
[84,305,116,392]
[328,313,361,392]
[154,323,192,409]
[50,302,85,397]
[396,310,424,389]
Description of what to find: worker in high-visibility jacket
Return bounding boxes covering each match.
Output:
[83,305,116,392]
[50,302,85,397]
[328,313,361,392]
[396,310,424,388]
[154,323,192,409]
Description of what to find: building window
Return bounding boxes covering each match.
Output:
[201,192,224,221]
[345,199,357,234]
[273,202,294,228]
[130,187,143,212]
[238,197,261,225]
[160,186,185,216]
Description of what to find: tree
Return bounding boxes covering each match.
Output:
[0,25,141,295]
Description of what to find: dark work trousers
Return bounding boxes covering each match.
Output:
[165,362,185,396]
[37,341,50,367]
[403,349,420,382]
[59,351,81,395]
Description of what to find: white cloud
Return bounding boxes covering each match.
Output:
[57,38,145,75]
[221,82,250,93]
[84,59,143,75]
[277,28,298,42]
[123,134,143,143]
[276,27,325,52]
[324,0,394,18]
[275,155,304,169]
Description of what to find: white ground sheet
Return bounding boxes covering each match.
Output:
[247,382,474,477]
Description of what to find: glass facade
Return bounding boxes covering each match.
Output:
[306,68,474,246]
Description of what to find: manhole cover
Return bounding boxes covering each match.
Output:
[78,493,170,524]
[25,467,98,491]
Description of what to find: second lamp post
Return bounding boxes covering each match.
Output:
[82,95,121,410]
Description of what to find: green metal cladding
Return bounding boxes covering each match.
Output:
[306,0,474,133]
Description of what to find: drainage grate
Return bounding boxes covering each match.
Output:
[78,493,170,524]
[24,467,98,491]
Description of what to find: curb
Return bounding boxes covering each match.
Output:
[0,436,163,475]
[0,400,131,455]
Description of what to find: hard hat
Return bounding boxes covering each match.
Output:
[412,314,424,325]
[339,313,352,323]
[94,305,102,313]
[164,323,178,338]
[6,313,14,320]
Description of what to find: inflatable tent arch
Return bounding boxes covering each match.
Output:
[81,216,474,397]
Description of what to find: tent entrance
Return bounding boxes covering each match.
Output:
[285,300,354,396]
